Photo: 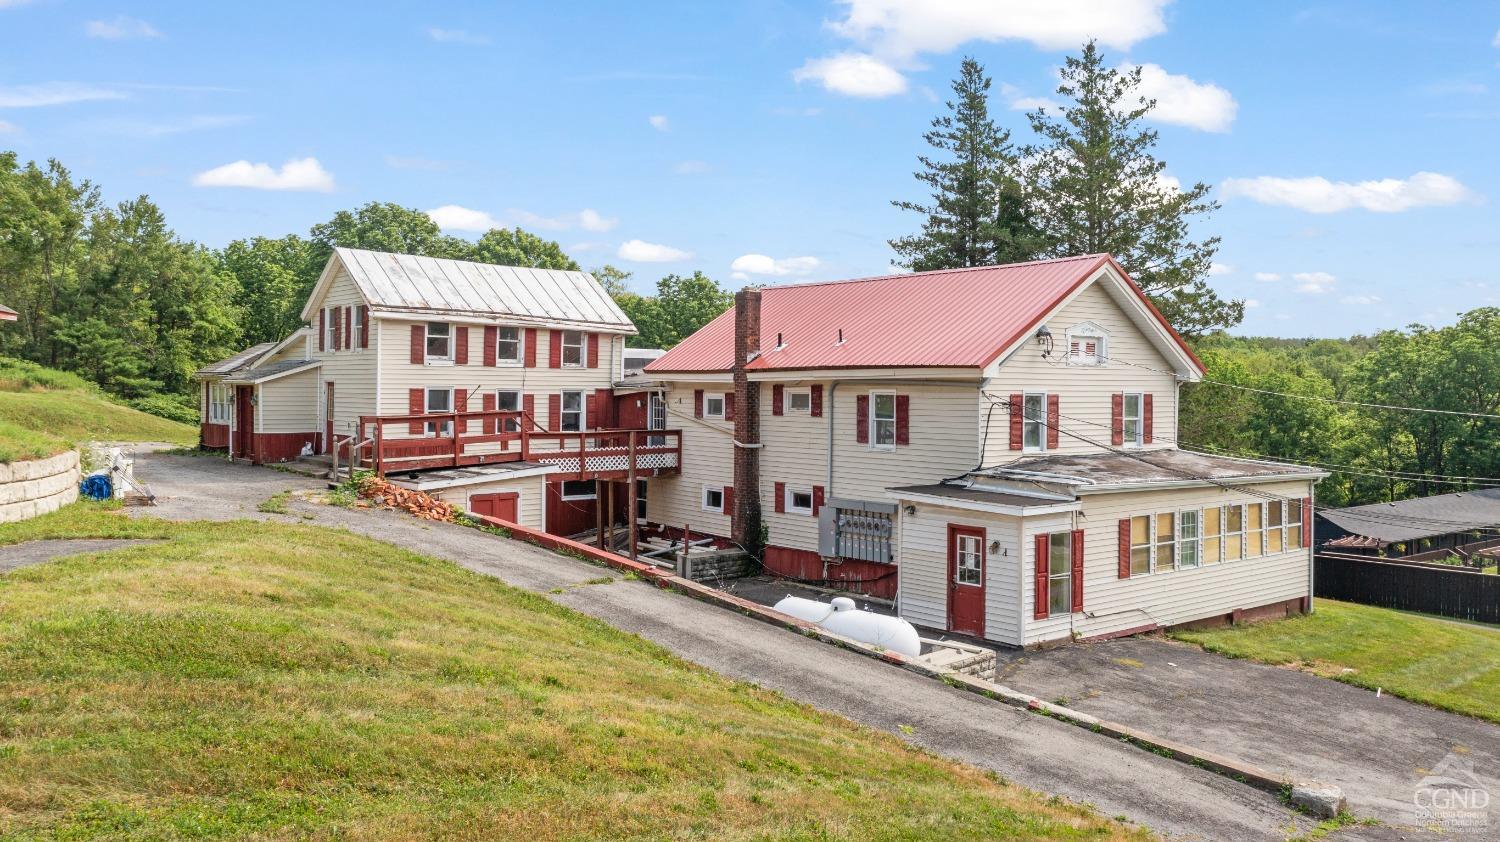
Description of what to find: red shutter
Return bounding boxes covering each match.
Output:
[1033,533,1050,620]
[410,324,425,365]
[1118,518,1132,579]
[524,328,538,367]
[725,392,735,421]
[1071,529,1085,612]
[810,384,823,417]
[856,395,869,443]
[548,330,561,368]
[1302,496,1312,547]
[455,326,469,365]
[1046,394,1059,450]
[484,326,497,367]
[482,392,496,435]
[594,388,614,428]
[585,391,598,429]
[408,388,424,434]
[1111,393,1124,446]
[523,394,535,429]
[587,333,600,368]
[318,309,326,351]
[331,306,341,350]
[1143,393,1154,444]
[694,389,704,419]
[774,481,786,513]
[812,485,824,516]
[772,384,784,416]
[1008,393,1023,450]
[343,306,352,350]
[455,389,468,423]
[895,394,910,445]
[548,394,560,431]
[723,485,734,514]
[359,305,369,349]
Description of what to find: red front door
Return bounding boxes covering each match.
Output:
[948,525,986,637]
[234,386,255,459]
[324,381,335,454]
[471,492,519,523]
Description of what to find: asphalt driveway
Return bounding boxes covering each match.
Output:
[103,448,1466,840]
[996,636,1498,833]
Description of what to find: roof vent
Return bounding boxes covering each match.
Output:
[834,328,845,346]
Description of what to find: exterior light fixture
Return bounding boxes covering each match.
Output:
[1035,325,1054,357]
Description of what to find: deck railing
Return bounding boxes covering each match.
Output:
[355,409,680,479]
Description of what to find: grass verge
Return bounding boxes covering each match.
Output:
[1171,599,1500,723]
[0,357,196,462]
[0,503,1147,840]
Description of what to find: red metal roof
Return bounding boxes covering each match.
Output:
[646,253,1203,374]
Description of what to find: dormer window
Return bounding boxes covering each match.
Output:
[1065,321,1108,366]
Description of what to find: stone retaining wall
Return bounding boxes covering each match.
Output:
[0,450,80,523]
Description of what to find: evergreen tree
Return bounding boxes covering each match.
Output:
[1025,41,1240,336]
[890,57,1040,271]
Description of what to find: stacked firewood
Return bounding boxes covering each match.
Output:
[357,475,457,522]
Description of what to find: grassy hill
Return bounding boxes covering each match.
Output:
[0,506,1145,840]
[0,357,196,462]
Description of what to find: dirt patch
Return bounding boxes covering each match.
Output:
[0,539,163,573]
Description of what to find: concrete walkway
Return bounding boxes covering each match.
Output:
[119,450,1440,840]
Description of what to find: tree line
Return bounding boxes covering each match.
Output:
[0,160,732,420]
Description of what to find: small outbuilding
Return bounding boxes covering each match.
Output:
[1316,489,1500,559]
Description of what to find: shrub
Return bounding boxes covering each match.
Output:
[127,393,200,425]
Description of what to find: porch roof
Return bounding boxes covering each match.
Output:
[194,342,277,378]
[223,359,320,385]
[983,448,1323,489]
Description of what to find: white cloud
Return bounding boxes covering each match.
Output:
[618,239,691,262]
[1208,262,1233,277]
[1340,294,1381,305]
[730,254,821,277]
[0,120,16,133]
[1221,171,1477,213]
[997,83,1060,112]
[1129,63,1236,132]
[648,114,670,131]
[575,209,616,233]
[427,205,503,232]
[792,53,908,98]
[192,157,335,192]
[1293,271,1337,294]
[85,15,161,39]
[829,0,1169,59]
[1254,272,1281,282]
[0,82,125,107]
[674,160,710,175]
[426,27,490,45]
[1243,298,1261,309]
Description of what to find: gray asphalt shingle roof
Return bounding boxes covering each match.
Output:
[1318,488,1500,542]
[194,342,276,377]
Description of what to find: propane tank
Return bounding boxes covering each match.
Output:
[772,595,922,657]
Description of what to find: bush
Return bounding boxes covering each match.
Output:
[0,356,92,392]
[127,393,200,425]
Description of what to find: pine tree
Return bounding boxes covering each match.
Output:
[1025,41,1241,336]
[890,57,1040,271]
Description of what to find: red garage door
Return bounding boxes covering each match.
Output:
[470,492,519,523]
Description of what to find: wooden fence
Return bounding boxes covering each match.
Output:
[1315,553,1499,624]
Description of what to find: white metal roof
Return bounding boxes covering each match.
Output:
[305,247,634,333]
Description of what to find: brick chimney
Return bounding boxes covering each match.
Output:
[731,288,762,551]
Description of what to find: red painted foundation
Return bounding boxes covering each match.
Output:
[248,432,318,464]
[762,545,898,600]
[201,423,229,449]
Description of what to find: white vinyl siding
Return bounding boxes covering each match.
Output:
[257,368,319,435]
[309,265,378,443]
[644,380,734,540]
[427,474,548,531]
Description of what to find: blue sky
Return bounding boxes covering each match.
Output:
[2,1,1497,338]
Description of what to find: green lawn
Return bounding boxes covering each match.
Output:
[0,357,196,462]
[1172,599,1500,723]
[0,504,1146,840]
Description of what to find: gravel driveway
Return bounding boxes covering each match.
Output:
[115,449,1454,840]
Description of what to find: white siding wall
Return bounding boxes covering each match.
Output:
[982,281,1180,464]
[896,505,1026,646]
[1021,479,1315,645]
[309,267,378,442]
[644,381,734,538]
[430,475,548,531]
[256,368,319,434]
[373,316,622,437]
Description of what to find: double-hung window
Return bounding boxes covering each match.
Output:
[1022,393,1047,451]
[1202,506,1223,564]
[787,389,812,414]
[323,308,336,351]
[1178,510,1201,568]
[1224,504,1245,560]
[871,392,897,448]
[497,326,522,365]
[1122,393,1144,447]
[559,391,584,432]
[1265,500,1285,554]
[1047,532,1072,616]
[208,384,231,424]
[1153,512,1177,573]
[1129,515,1152,575]
[426,322,452,362]
[560,330,584,366]
[1245,503,1265,558]
[1286,499,1304,548]
[786,487,814,515]
[497,390,521,433]
[425,388,453,437]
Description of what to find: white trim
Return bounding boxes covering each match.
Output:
[425,321,454,363]
[703,393,726,420]
[868,389,896,450]
[785,486,815,515]
[785,387,812,414]
[560,478,597,501]
[249,328,313,369]
[1064,320,1108,367]
[1121,391,1145,448]
[423,387,455,436]
[883,489,1080,517]
[399,464,559,492]
[559,329,585,367]
[558,389,586,432]
[1077,472,1328,494]
[1021,391,1048,453]
[496,324,524,366]
[701,484,725,513]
